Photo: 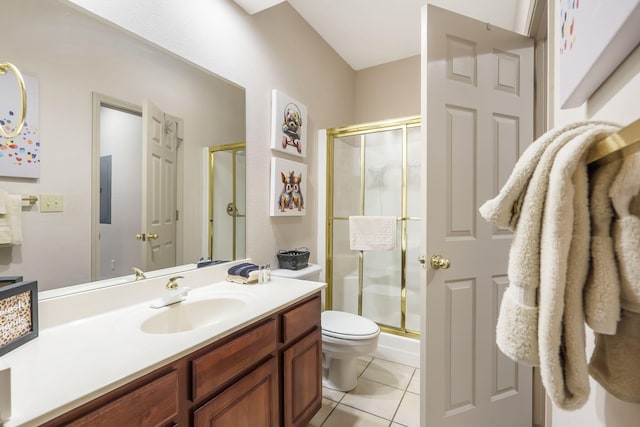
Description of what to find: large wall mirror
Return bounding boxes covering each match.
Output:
[0,0,246,292]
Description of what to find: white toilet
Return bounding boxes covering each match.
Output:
[270,263,380,392]
[320,309,380,391]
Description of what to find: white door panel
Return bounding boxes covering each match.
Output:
[142,100,177,271]
[422,5,534,427]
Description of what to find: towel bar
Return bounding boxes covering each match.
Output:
[21,196,37,205]
[587,118,640,165]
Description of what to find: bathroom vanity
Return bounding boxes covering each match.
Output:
[0,262,325,426]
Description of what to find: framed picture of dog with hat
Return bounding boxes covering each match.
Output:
[271,89,307,158]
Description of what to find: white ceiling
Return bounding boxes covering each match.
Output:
[233,0,529,70]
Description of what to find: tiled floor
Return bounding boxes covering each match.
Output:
[308,356,420,427]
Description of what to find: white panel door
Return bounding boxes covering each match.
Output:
[421,5,534,427]
[142,100,177,271]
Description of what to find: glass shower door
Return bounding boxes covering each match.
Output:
[327,116,421,336]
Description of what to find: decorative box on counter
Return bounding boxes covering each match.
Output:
[0,277,38,357]
[277,248,310,270]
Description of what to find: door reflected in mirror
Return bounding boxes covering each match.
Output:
[96,96,183,281]
[209,144,246,261]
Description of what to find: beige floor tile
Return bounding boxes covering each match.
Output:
[356,355,373,376]
[323,386,346,402]
[321,403,391,427]
[393,392,420,427]
[341,378,404,420]
[407,368,420,394]
[391,423,406,427]
[307,397,337,427]
[361,358,415,390]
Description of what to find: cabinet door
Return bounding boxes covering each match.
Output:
[282,328,322,427]
[193,358,279,427]
[63,370,179,427]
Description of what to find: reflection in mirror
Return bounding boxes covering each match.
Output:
[94,94,184,281]
[2,0,246,293]
[209,144,246,261]
[97,99,143,280]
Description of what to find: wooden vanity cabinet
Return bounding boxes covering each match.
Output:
[42,292,322,427]
[280,295,322,427]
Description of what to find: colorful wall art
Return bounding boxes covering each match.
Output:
[0,73,40,178]
[270,89,307,158]
[270,157,307,216]
[558,0,640,108]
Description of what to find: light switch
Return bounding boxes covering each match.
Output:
[40,194,64,212]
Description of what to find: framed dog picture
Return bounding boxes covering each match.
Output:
[270,157,307,216]
[270,89,307,158]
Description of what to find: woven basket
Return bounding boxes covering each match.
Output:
[277,249,310,270]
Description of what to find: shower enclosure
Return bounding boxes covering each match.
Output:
[208,143,246,261]
[326,116,421,337]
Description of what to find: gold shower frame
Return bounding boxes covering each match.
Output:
[325,115,421,338]
[208,142,246,260]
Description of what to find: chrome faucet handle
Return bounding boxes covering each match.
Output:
[166,276,184,290]
[133,267,147,281]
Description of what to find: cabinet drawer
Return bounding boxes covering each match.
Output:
[192,318,277,401]
[193,358,279,427]
[281,295,321,344]
[66,370,178,427]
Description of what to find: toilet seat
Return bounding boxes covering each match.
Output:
[321,310,380,340]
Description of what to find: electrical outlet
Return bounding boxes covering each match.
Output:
[40,194,64,212]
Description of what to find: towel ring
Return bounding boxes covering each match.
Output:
[0,62,27,139]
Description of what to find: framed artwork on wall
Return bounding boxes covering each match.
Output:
[0,279,38,357]
[0,73,40,178]
[270,89,307,158]
[558,0,640,108]
[270,157,306,216]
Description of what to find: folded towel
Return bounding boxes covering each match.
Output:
[227,262,260,277]
[0,194,22,246]
[349,216,396,251]
[0,189,7,215]
[226,263,260,284]
[226,272,259,284]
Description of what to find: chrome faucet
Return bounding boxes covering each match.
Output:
[133,267,147,281]
[150,276,191,309]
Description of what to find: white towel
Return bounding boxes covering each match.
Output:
[349,216,396,251]
[0,189,7,215]
[610,151,640,313]
[584,159,622,335]
[0,195,22,246]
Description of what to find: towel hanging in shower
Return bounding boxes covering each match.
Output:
[348,216,396,251]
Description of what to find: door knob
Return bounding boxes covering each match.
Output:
[430,254,451,270]
[136,233,145,241]
[147,233,159,240]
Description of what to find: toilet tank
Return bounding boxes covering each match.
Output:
[271,263,322,281]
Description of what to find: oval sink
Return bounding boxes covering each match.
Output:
[140,297,247,334]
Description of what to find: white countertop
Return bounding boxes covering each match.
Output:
[0,264,325,427]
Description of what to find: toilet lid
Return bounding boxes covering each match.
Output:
[322,310,380,340]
